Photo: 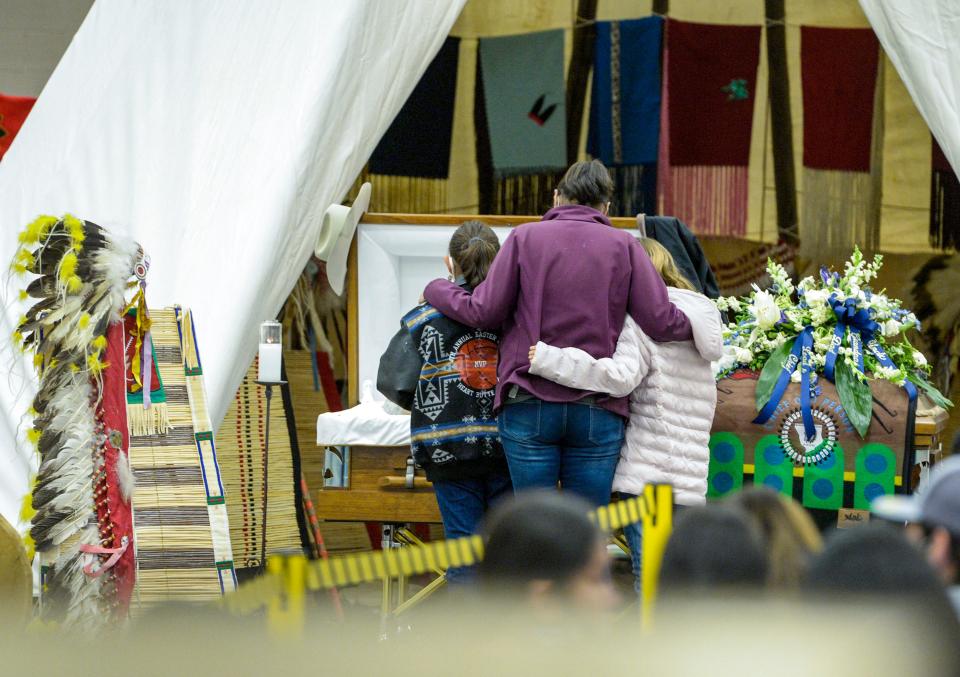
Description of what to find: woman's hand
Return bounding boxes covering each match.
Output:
[528,345,537,362]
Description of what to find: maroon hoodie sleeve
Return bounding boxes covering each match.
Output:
[423,231,521,330]
[627,238,693,342]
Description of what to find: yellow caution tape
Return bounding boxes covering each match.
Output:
[220,486,674,615]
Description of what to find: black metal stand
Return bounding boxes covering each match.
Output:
[256,379,287,574]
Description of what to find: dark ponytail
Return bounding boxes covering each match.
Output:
[449,220,500,288]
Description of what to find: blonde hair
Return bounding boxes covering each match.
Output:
[639,238,695,291]
[729,488,824,589]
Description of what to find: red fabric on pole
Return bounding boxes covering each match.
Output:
[99,320,137,614]
[0,93,36,160]
[801,27,879,172]
[665,19,761,167]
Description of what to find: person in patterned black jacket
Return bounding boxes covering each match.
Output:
[378,220,511,582]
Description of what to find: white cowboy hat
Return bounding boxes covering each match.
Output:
[315,182,371,296]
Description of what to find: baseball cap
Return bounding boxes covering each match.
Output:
[871,456,960,537]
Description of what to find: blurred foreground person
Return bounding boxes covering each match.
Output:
[478,490,619,613]
[729,487,823,588]
[658,505,768,597]
[872,455,960,617]
[804,522,959,638]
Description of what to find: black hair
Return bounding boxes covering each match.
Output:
[804,522,945,596]
[556,160,614,208]
[478,490,602,589]
[448,220,500,288]
[659,505,768,593]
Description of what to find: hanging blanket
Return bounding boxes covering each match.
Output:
[366,37,460,213]
[657,19,761,236]
[479,29,566,214]
[0,92,35,160]
[931,137,960,250]
[800,27,881,260]
[588,17,663,216]
[709,372,916,515]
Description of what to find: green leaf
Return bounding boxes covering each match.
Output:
[836,359,873,438]
[755,339,795,412]
[912,372,954,409]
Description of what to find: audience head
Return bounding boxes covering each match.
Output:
[803,522,947,597]
[729,488,823,588]
[555,160,614,212]
[478,490,618,612]
[447,220,500,288]
[639,238,696,291]
[872,455,960,587]
[659,505,768,595]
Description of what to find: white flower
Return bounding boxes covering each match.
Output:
[715,297,729,311]
[797,276,816,292]
[751,290,781,330]
[714,346,738,375]
[883,319,902,337]
[913,351,928,367]
[804,288,830,308]
[874,366,902,382]
[790,369,802,383]
[735,347,753,364]
[727,297,742,312]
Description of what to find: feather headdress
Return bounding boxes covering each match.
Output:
[12,215,145,627]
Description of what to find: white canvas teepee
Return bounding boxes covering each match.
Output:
[0,0,465,529]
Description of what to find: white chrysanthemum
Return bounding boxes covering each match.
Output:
[883,319,902,337]
[874,366,902,381]
[804,288,830,308]
[913,351,928,367]
[735,347,753,364]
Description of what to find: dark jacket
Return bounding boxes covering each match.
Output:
[644,216,720,299]
[377,282,507,482]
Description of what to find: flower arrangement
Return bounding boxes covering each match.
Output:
[714,247,951,438]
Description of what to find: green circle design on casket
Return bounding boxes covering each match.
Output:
[707,432,744,499]
[853,443,896,510]
[753,435,793,496]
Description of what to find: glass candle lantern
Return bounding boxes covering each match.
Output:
[258,320,283,383]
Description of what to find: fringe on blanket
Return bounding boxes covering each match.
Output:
[664,165,749,237]
[350,170,448,214]
[493,170,566,216]
[931,169,960,250]
[126,402,170,437]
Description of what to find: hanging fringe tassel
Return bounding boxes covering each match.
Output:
[126,402,170,437]
[608,164,656,218]
[800,168,879,261]
[931,169,960,250]
[666,165,749,237]
[350,169,448,213]
[493,170,566,216]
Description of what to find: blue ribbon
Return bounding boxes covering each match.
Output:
[823,296,880,382]
[866,339,918,403]
[754,327,816,441]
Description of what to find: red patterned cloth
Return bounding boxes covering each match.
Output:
[97,320,136,614]
[657,20,761,237]
[801,27,879,172]
[0,92,35,160]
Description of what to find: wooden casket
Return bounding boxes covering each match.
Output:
[708,370,936,517]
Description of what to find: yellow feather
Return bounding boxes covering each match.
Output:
[26,428,40,446]
[33,353,44,369]
[66,276,83,294]
[78,313,91,330]
[19,488,36,524]
[18,290,28,301]
[92,335,107,351]
[11,263,27,276]
[58,251,78,283]
[11,330,23,346]
[63,213,85,245]
[18,215,57,245]
[69,363,79,373]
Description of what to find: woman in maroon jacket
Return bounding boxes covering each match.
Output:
[424,160,691,507]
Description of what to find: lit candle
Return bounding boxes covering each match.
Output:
[258,320,282,383]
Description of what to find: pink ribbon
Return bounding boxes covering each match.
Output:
[80,536,129,578]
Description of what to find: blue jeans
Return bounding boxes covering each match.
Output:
[432,472,513,584]
[621,494,685,595]
[498,399,624,508]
